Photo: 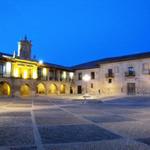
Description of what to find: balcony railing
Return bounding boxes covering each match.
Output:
[105,73,114,78]
[125,71,136,77]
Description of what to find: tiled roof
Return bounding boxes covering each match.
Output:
[0,51,72,71]
[44,62,72,71]
[1,51,150,71]
[72,52,150,70]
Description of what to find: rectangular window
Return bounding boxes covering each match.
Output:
[78,72,82,80]
[38,68,42,79]
[114,66,119,73]
[49,70,54,80]
[0,63,3,76]
[143,63,149,71]
[108,69,113,74]
[128,67,134,72]
[91,72,95,79]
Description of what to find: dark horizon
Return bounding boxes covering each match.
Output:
[0,0,150,66]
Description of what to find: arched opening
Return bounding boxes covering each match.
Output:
[0,81,11,96]
[36,83,46,94]
[20,84,30,96]
[60,84,65,94]
[48,84,57,94]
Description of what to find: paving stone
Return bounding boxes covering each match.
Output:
[99,120,150,139]
[7,104,31,107]
[1,96,150,149]
[10,146,37,150]
[121,112,150,121]
[0,127,34,146]
[84,115,135,123]
[33,109,68,117]
[137,137,150,146]
[0,117,32,127]
[44,139,150,150]
[64,108,107,115]
[35,115,88,125]
[0,112,31,117]
[39,124,121,144]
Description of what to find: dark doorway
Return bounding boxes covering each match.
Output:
[70,87,73,94]
[127,83,136,95]
[77,85,82,94]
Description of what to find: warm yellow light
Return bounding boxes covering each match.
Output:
[62,71,67,79]
[42,68,47,76]
[49,84,57,94]
[32,70,37,79]
[14,68,19,77]
[23,70,28,79]
[37,83,45,94]
[60,84,65,94]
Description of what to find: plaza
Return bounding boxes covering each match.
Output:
[0,96,150,149]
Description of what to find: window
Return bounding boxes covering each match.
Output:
[108,78,112,83]
[49,70,54,80]
[128,67,134,72]
[143,63,149,71]
[38,68,42,78]
[91,83,94,88]
[91,72,95,79]
[78,72,82,80]
[114,66,119,73]
[0,63,3,76]
[108,69,113,74]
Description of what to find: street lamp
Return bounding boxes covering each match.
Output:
[39,60,43,64]
[83,74,90,94]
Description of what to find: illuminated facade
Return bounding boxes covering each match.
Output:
[1,37,150,97]
[0,37,74,96]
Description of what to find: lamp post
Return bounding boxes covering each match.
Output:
[83,74,90,94]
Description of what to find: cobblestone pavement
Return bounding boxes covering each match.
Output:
[0,96,150,149]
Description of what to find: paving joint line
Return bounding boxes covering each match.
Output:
[31,99,45,150]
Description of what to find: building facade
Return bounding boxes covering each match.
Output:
[73,53,150,97]
[1,37,150,97]
[0,37,74,97]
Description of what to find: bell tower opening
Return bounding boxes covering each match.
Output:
[18,36,32,60]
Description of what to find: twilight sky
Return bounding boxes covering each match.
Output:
[0,0,150,66]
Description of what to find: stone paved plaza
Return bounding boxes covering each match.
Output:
[0,96,150,150]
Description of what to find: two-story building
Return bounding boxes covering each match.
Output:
[73,52,150,97]
[0,37,74,97]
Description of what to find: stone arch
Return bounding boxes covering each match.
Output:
[0,81,11,96]
[60,84,66,94]
[36,83,46,94]
[48,83,58,94]
[20,84,31,96]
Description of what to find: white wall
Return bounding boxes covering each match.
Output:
[74,58,150,96]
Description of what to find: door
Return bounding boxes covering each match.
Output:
[77,85,82,94]
[127,83,136,95]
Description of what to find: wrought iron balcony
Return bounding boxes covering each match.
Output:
[125,71,136,77]
[105,73,114,78]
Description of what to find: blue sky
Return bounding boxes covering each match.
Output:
[0,0,150,66]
